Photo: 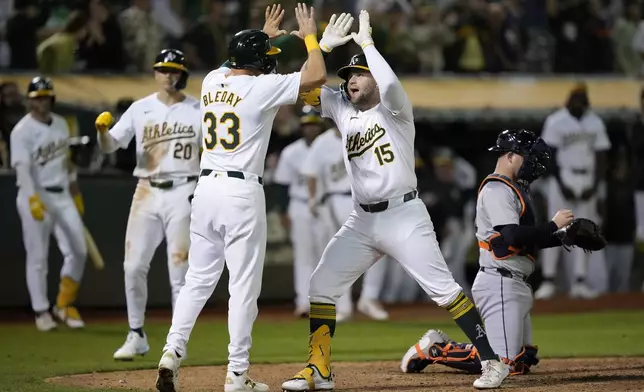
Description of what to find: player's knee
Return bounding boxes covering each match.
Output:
[123,260,149,277]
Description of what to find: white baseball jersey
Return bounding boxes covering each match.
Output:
[319,86,416,204]
[10,113,71,189]
[108,93,202,179]
[301,128,351,194]
[199,66,301,176]
[541,108,611,173]
[274,138,319,202]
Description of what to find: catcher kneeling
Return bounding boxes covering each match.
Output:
[400,129,606,377]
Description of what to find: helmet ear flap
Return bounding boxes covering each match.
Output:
[174,71,188,90]
[340,82,350,102]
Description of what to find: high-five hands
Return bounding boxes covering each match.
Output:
[291,3,317,40]
[263,4,287,39]
[351,10,374,49]
[319,13,354,53]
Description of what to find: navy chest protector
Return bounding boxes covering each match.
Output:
[477,174,537,261]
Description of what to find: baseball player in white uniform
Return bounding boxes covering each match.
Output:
[535,84,611,300]
[94,49,202,361]
[11,76,87,332]
[273,106,328,318]
[282,10,509,391]
[301,122,389,322]
[399,129,565,379]
[155,4,329,391]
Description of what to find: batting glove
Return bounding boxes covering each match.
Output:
[319,13,354,53]
[95,111,114,134]
[29,193,47,221]
[351,10,374,49]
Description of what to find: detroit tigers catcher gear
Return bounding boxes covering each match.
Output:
[556,217,607,252]
[488,129,551,185]
[153,49,189,91]
[227,29,281,74]
[337,53,369,101]
[27,76,55,105]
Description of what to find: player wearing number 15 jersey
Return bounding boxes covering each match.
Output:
[94,48,202,361]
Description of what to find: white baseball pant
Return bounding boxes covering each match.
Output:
[123,179,194,329]
[164,173,266,372]
[16,188,87,313]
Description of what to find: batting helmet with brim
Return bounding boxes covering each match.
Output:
[27,76,55,99]
[228,29,281,74]
[338,54,370,101]
[153,48,189,90]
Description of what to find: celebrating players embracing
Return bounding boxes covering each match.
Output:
[282,9,509,391]
[155,4,328,392]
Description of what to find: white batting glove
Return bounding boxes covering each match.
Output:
[351,10,374,49]
[319,13,354,53]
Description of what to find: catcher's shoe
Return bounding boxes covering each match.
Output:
[225,370,269,392]
[400,329,450,373]
[534,281,555,300]
[114,331,150,360]
[473,359,509,389]
[53,306,85,329]
[282,364,334,391]
[156,349,181,392]
[35,311,57,332]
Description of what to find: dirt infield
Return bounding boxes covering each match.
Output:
[47,357,644,391]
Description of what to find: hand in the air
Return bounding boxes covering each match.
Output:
[351,10,374,48]
[263,4,287,39]
[291,3,317,40]
[552,209,574,229]
[95,111,114,134]
[318,13,354,53]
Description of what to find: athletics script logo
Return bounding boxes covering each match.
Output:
[346,123,386,161]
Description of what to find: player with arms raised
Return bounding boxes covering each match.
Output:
[95,49,201,361]
[155,4,328,392]
[282,10,509,391]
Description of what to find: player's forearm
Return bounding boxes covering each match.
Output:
[299,35,327,92]
[362,44,407,113]
[496,221,559,249]
[97,131,120,153]
[14,163,36,195]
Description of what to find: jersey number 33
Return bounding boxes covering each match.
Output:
[203,112,241,151]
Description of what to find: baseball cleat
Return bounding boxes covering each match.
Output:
[569,282,598,299]
[113,331,150,360]
[156,349,181,392]
[473,359,510,389]
[35,311,57,332]
[534,281,555,300]
[400,329,449,373]
[335,312,352,323]
[281,364,335,391]
[225,370,269,392]
[53,306,85,329]
[357,299,389,321]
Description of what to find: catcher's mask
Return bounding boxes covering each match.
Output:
[153,48,189,91]
[488,129,552,185]
[337,54,370,101]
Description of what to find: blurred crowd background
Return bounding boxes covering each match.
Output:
[1,0,644,310]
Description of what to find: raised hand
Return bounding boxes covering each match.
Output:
[263,4,287,39]
[291,3,317,40]
[351,9,374,48]
[319,13,354,53]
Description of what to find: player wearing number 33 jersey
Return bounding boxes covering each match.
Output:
[283,9,509,391]
[95,49,202,361]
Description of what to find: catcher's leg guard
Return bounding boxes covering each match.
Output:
[503,345,540,375]
[429,341,482,374]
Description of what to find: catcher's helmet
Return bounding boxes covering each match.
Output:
[337,54,370,101]
[489,129,552,184]
[27,76,55,106]
[228,29,281,74]
[300,105,324,126]
[153,49,189,90]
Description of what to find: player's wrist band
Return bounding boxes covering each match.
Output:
[304,34,320,52]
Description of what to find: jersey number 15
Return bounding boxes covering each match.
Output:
[203,112,241,151]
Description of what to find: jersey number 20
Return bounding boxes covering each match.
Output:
[203,112,240,151]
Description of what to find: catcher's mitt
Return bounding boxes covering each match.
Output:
[555,217,607,253]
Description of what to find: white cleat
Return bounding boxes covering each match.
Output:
[357,299,389,321]
[53,306,85,329]
[400,329,450,373]
[534,281,555,300]
[473,359,510,389]
[113,331,150,361]
[35,311,57,332]
[281,365,335,391]
[570,282,598,299]
[156,349,181,392]
[225,370,269,392]
[335,312,352,323]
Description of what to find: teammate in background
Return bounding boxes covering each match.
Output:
[95,49,201,361]
[535,84,611,300]
[10,76,88,331]
[155,4,328,392]
[273,106,327,318]
[301,118,389,322]
[400,129,563,379]
[283,10,509,391]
